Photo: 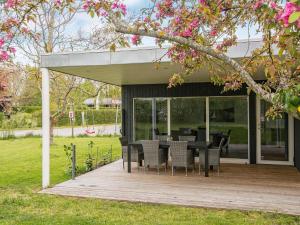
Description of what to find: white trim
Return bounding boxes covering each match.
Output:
[256,96,294,166]
[40,39,263,57]
[206,97,209,142]
[256,96,261,163]
[41,68,50,189]
[152,99,156,139]
[132,99,135,141]
[221,158,249,164]
[167,98,171,136]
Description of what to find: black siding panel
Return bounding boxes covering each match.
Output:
[295,118,300,171]
[122,83,248,142]
[249,92,257,164]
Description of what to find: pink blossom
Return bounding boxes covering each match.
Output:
[190,18,199,30]
[276,2,300,27]
[119,3,127,15]
[253,0,263,10]
[131,35,140,45]
[0,51,9,61]
[174,16,181,24]
[181,29,192,37]
[83,4,89,11]
[144,17,151,23]
[111,1,127,15]
[9,47,16,54]
[209,28,218,36]
[111,2,118,9]
[270,1,277,9]
[5,0,18,8]
[55,0,62,6]
[0,39,4,48]
[6,33,13,40]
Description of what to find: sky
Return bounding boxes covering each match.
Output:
[16,0,261,65]
[66,0,262,45]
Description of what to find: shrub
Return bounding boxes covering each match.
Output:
[2,113,38,129]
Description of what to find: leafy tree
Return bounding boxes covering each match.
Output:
[0,0,299,118]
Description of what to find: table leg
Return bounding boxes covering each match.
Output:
[127,145,131,173]
[205,146,209,177]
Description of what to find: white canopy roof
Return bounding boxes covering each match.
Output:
[40,39,269,86]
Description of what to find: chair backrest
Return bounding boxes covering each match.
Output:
[179,135,196,142]
[119,137,128,146]
[169,141,188,167]
[171,130,180,141]
[218,137,226,149]
[157,135,170,141]
[227,129,232,136]
[141,140,160,167]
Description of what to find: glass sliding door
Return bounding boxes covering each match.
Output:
[259,100,288,162]
[170,97,206,141]
[155,98,168,136]
[133,99,153,140]
[209,96,248,159]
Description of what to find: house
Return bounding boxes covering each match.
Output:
[40,39,300,189]
[83,97,121,107]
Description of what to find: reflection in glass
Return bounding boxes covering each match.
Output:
[170,98,206,141]
[134,99,153,140]
[155,98,168,136]
[209,97,248,159]
[260,101,287,161]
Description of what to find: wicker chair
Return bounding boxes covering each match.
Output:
[141,140,168,174]
[178,135,196,142]
[169,141,195,176]
[121,145,141,170]
[119,138,141,170]
[199,138,224,176]
[221,129,231,155]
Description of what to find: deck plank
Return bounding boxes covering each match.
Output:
[41,160,300,215]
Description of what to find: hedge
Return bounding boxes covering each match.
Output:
[0,108,121,129]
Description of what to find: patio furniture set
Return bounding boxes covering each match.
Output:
[120,129,231,176]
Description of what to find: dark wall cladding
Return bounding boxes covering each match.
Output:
[121,82,253,151]
[295,119,300,171]
[121,82,299,169]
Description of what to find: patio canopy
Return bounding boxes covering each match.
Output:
[40,39,270,86]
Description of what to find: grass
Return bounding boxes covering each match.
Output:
[0,137,299,225]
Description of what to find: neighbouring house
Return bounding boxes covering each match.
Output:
[40,39,300,189]
[84,97,121,107]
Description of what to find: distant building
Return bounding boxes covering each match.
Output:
[83,98,121,108]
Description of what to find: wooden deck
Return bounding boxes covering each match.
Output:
[41,160,300,215]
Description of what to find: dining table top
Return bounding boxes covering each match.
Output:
[128,140,211,150]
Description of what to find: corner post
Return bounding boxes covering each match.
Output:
[41,68,50,188]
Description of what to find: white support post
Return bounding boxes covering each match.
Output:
[41,68,50,189]
[206,97,210,142]
[167,98,171,136]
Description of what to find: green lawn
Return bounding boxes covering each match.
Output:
[0,137,299,225]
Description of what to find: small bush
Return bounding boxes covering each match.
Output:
[2,113,38,129]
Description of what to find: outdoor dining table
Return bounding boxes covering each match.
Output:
[127,141,211,177]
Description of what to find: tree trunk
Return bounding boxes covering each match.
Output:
[95,91,101,110]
